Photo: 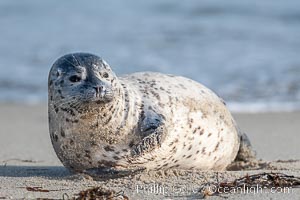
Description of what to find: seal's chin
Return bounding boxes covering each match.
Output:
[94,99,110,104]
[89,95,114,104]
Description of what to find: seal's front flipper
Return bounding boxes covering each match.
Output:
[132,109,166,156]
[235,132,257,162]
[83,167,145,180]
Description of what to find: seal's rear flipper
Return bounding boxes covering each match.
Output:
[235,132,257,162]
[83,167,145,180]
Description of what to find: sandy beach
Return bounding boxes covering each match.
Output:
[0,103,299,199]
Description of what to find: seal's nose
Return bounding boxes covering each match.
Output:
[93,85,105,97]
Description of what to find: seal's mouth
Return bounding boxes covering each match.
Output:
[93,85,113,102]
[90,93,114,104]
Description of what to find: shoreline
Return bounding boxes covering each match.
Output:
[0,103,299,199]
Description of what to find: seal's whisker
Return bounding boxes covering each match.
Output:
[72,54,82,67]
[63,57,77,68]
[55,98,78,108]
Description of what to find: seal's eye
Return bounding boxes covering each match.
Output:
[103,72,109,78]
[69,75,81,82]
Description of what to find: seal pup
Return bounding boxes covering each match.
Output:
[48,53,255,178]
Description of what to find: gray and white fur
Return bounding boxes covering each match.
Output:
[48,53,255,178]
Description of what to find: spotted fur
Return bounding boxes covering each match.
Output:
[48,53,254,177]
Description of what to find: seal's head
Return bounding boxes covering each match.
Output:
[49,53,119,107]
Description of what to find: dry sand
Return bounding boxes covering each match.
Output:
[0,103,299,199]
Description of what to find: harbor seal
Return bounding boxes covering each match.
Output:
[48,53,255,178]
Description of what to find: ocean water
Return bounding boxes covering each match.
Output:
[0,0,300,112]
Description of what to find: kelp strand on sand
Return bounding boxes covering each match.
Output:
[199,172,300,197]
[73,187,129,200]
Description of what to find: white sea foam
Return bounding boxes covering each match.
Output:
[227,101,300,113]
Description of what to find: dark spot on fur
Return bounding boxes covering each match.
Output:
[179,83,187,89]
[54,105,59,113]
[202,147,206,154]
[104,115,112,125]
[60,129,66,137]
[162,163,168,167]
[129,140,135,147]
[170,146,177,153]
[70,139,74,145]
[188,145,192,151]
[85,154,91,159]
[208,133,212,137]
[113,156,120,160]
[186,155,192,159]
[53,134,58,142]
[214,142,220,152]
[60,107,76,116]
[169,138,179,146]
[200,129,204,135]
[196,150,200,154]
[122,148,129,152]
[104,145,114,152]
[158,102,164,108]
[188,136,194,141]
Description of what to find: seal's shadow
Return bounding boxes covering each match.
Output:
[0,165,70,179]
